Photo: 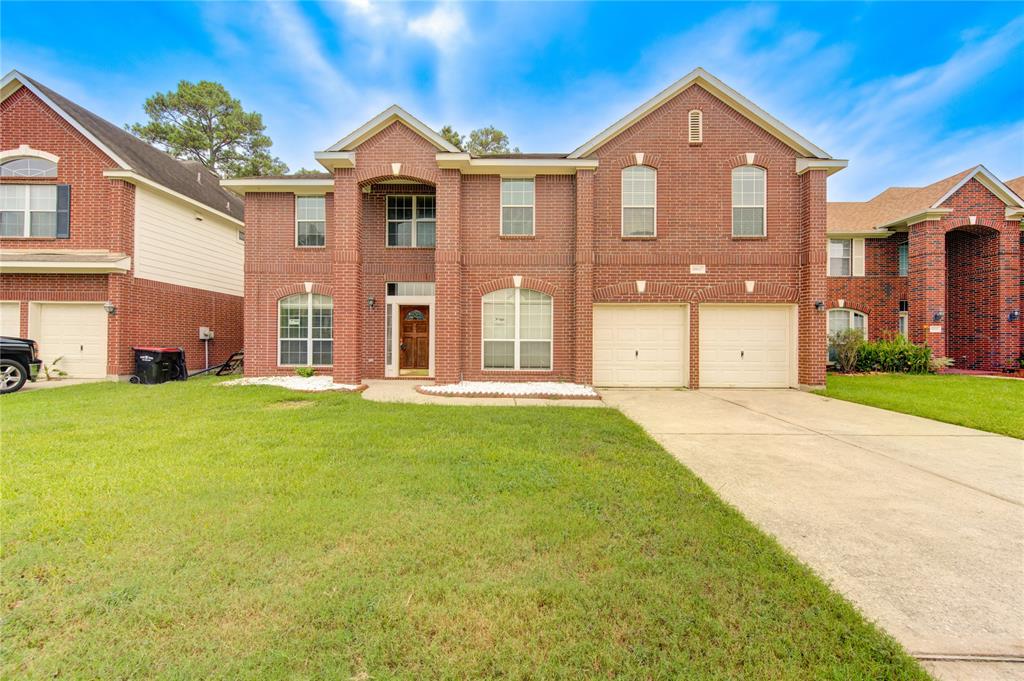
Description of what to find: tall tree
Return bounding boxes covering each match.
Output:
[439,124,465,151]
[128,80,288,177]
[466,126,519,156]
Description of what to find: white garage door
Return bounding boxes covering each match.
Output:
[0,302,20,337]
[31,303,109,378]
[700,305,795,388]
[593,305,688,387]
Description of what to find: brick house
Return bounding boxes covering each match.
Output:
[0,71,245,378]
[827,166,1024,370]
[224,68,852,389]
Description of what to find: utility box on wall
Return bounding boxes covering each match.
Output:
[199,327,214,340]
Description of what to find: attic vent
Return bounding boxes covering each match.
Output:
[688,110,703,144]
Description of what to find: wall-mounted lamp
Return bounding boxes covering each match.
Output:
[932,311,944,323]
[1010,310,1020,322]
[367,296,376,310]
[814,301,825,312]
[102,300,117,316]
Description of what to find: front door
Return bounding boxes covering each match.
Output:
[399,305,430,372]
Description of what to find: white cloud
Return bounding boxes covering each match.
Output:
[407,4,468,53]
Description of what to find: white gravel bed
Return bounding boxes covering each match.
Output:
[419,381,598,398]
[220,376,363,392]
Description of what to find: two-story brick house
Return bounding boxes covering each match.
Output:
[0,71,245,379]
[827,166,1024,371]
[224,68,848,389]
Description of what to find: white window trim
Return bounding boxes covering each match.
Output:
[731,166,767,238]
[294,195,326,248]
[828,308,868,337]
[898,311,909,338]
[0,145,60,165]
[499,178,536,237]
[827,238,852,277]
[621,165,657,238]
[277,293,333,367]
[386,194,436,248]
[481,288,553,372]
[384,292,435,378]
[0,184,58,238]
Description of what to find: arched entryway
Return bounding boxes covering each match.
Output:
[945,225,1000,369]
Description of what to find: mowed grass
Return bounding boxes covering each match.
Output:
[818,373,1024,439]
[1,379,927,679]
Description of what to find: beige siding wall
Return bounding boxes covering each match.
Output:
[133,187,244,296]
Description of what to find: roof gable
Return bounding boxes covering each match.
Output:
[568,67,833,160]
[324,105,460,153]
[1,70,243,222]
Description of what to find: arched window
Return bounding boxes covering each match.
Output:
[482,288,552,370]
[0,157,57,178]
[828,308,867,362]
[732,166,765,237]
[279,293,333,366]
[621,165,656,237]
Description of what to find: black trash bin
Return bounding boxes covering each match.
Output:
[131,347,187,384]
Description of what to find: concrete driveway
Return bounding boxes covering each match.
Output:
[601,388,1024,680]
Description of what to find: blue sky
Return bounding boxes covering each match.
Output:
[3,1,1022,200]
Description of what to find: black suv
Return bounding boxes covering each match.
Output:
[1,336,42,394]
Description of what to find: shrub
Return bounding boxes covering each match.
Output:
[856,335,932,374]
[294,367,315,378]
[828,329,864,373]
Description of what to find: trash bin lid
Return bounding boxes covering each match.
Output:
[133,346,180,352]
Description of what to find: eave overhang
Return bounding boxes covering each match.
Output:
[220,178,334,195]
[436,153,599,176]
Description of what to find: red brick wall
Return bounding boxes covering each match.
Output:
[827,235,908,340]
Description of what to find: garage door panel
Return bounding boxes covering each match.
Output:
[33,303,108,378]
[699,305,794,388]
[1,302,20,337]
[593,305,688,387]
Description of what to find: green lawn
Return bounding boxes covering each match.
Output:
[817,373,1024,439]
[2,380,926,679]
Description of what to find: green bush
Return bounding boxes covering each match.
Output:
[294,366,315,378]
[855,335,932,374]
[828,329,864,373]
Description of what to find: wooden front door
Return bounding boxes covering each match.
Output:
[399,305,430,371]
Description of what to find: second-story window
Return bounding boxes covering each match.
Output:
[732,166,766,237]
[0,184,66,238]
[295,196,325,247]
[387,195,435,247]
[898,241,909,276]
[621,165,656,237]
[501,178,534,236]
[829,239,852,276]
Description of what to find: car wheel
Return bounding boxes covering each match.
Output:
[0,359,28,394]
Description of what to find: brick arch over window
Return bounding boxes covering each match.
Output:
[827,297,870,313]
[727,153,772,170]
[476,276,559,298]
[269,283,335,300]
[355,164,440,187]
[614,153,662,170]
[695,281,798,302]
[593,281,692,301]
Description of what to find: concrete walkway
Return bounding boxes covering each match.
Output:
[601,388,1024,681]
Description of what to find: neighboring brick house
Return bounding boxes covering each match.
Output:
[0,71,244,378]
[224,68,849,389]
[826,166,1024,371]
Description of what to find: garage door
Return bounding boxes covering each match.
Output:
[593,305,688,387]
[0,302,20,337]
[31,303,108,378]
[699,305,795,388]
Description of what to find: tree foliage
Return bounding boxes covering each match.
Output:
[128,80,288,178]
[440,124,519,156]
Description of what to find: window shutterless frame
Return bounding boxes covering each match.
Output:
[385,195,436,248]
[621,165,656,237]
[481,288,553,371]
[828,238,852,276]
[278,293,333,367]
[0,184,59,238]
[294,195,326,248]
[731,166,766,237]
[499,178,535,236]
